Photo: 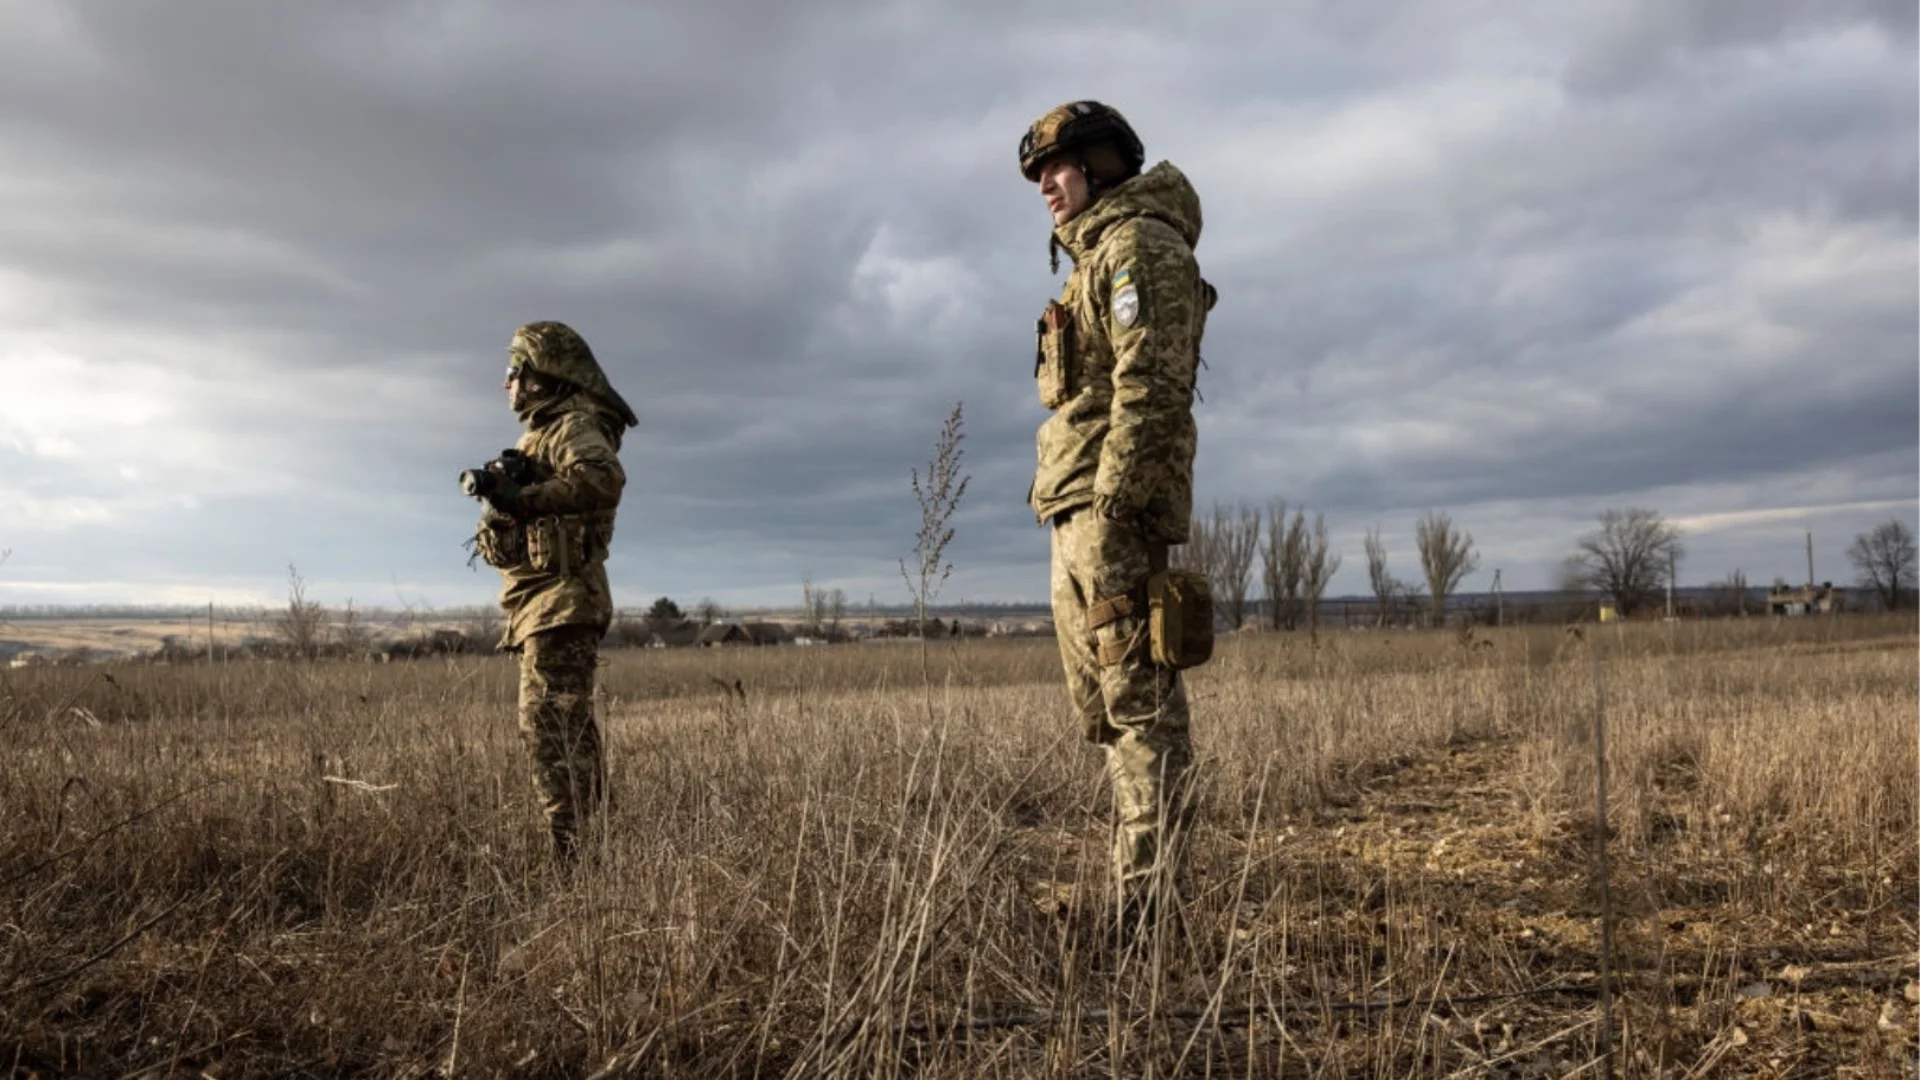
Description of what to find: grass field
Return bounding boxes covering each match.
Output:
[2,615,1914,1077]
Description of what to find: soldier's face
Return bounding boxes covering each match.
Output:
[505,365,543,413]
[1037,158,1091,226]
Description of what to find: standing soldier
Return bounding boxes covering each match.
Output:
[1019,102,1217,937]
[464,321,638,865]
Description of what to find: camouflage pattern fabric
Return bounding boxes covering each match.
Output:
[518,624,605,853]
[1029,161,1215,546]
[477,380,629,649]
[509,321,640,428]
[1050,510,1194,908]
[480,322,633,650]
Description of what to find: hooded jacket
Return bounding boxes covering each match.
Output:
[484,389,629,650]
[1030,161,1214,545]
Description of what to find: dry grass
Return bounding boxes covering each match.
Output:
[1,615,1913,1077]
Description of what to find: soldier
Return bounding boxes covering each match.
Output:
[1019,102,1217,937]
[464,321,638,864]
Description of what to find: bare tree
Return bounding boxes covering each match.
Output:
[1300,513,1343,640]
[1172,510,1223,584]
[694,598,724,627]
[1213,502,1261,630]
[801,574,823,637]
[1260,500,1312,630]
[1567,508,1684,617]
[825,588,847,636]
[1704,569,1751,617]
[335,599,374,659]
[1363,526,1405,628]
[1848,519,1918,610]
[274,563,328,659]
[1415,511,1479,628]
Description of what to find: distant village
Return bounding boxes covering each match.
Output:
[0,574,1874,670]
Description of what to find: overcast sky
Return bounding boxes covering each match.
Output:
[2,0,1914,613]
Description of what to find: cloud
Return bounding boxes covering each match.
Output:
[0,0,1912,610]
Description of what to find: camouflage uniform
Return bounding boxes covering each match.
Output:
[1022,103,1216,920]
[471,321,637,859]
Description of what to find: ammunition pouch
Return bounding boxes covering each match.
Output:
[525,515,610,577]
[1146,569,1214,670]
[1035,300,1074,409]
[474,524,526,569]
[1085,560,1214,671]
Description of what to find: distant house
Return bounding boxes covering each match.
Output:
[697,622,756,648]
[7,651,46,669]
[645,622,703,648]
[742,622,790,646]
[1766,582,1844,616]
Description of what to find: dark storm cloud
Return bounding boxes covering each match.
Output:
[0,0,1912,609]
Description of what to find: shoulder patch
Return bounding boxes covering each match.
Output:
[1111,267,1139,328]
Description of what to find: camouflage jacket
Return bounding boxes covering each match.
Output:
[481,392,628,649]
[1029,161,1214,545]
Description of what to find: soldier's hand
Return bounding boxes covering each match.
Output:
[481,470,525,513]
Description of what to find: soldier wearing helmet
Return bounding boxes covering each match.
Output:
[1020,101,1217,939]
[465,320,638,865]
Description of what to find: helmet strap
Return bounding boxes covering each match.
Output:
[1074,153,1106,202]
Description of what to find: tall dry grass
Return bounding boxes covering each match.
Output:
[1,614,1912,1076]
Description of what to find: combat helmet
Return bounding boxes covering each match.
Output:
[508,321,639,428]
[1018,100,1145,183]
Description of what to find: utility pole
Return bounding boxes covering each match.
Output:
[1666,548,1676,620]
[1805,531,1814,593]
[1492,568,1503,628]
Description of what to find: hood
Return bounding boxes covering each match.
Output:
[510,320,640,429]
[1054,161,1203,265]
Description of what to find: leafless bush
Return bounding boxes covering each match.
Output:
[273,563,328,659]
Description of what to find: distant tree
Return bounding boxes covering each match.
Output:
[1172,509,1224,607]
[801,574,822,636]
[1567,508,1684,617]
[1260,501,1311,630]
[1363,526,1417,628]
[1415,511,1479,628]
[1848,519,1918,611]
[825,588,847,636]
[274,563,327,660]
[335,599,374,659]
[1364,527,1391,627]
[1211,502,1261,630]
[645,596,685,626]
[465,605,502,647]
[1704,569,1751,617]
[798,577,848,639]
[693,598,724,626]
[1300,513,1342,640]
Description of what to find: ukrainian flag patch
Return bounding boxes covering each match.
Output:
[1112,268,1133,288]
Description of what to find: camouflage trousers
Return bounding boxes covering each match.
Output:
[1050,509,1194,909]
[517,625,605,856]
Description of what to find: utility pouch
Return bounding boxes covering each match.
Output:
[525,517,579,577]
[1147,569,1214,670]
[1034,300,1074,409]
[475,525,526,569]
